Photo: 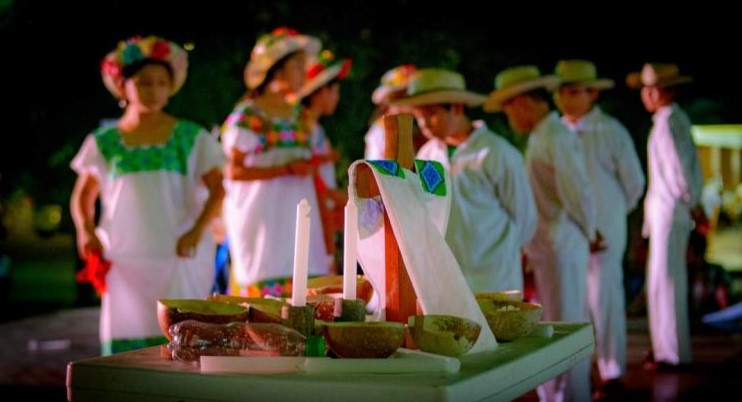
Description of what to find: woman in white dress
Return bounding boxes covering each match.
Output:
[70,35,225,355]
[221,28,331,297]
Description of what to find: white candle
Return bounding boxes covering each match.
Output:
[292,198,311,307]
[343,199,358,300]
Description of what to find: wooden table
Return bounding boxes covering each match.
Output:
[66,322,593,402]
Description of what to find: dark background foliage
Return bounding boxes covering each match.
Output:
[1,0,740,233]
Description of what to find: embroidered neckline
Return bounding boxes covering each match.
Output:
[224,100,312,153]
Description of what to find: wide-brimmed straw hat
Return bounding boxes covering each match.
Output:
[371,64,418,104]
[244,27,321,90]
[391,68,487,107]
[626,63,693,89]
[100,35,188,99]
[484,65,560,112]
[295,50,352,99]
[554,59,614,90]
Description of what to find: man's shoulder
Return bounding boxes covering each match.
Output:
[590,110,632,135]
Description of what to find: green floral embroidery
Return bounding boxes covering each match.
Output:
[415,160,446,196]
[367,160,405,179]
[95,120,202,178]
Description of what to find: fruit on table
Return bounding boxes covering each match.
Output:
[157,299,248,341]
[323,321,405,358]
[477,299,543,341]
[208,294,287,324]
[307,295,367,322]
[306,275,375,305]
[307,294,339,321]
[474,290,522,302]
[409,314,481,357]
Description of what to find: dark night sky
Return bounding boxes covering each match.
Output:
[2,0,741,205]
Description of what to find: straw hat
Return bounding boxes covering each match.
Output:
[295,50,352,99]
[391,68,487,107]
[554,59,614,90]
[626,63,693,89]
[371,64,418,104]
[244,27,321,90]
[100,35,188,99]
[483,65,560,112]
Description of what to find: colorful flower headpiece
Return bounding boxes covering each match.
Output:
[100,35,188,99]
[296,50,352,100]
[244,27,321,90]
[371,64,418,104]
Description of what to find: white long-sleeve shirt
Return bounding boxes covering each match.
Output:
[417,122,537,292]
[645,103,703,209]
[525,111,596,253]
[562,106,645,247]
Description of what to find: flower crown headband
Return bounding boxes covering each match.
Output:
[371,64,418,104]
[252,27,300,58]
[100,35,188,99]
[381,64,417,88]
[306,50,352,81]
[296,50,352,100]
[245,27,321,90]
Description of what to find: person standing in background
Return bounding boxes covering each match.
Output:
[485,65,599,402]
[554,59,646,399]
[221,27,331,298]
[365,64,424,159]
[626,63,704,371]
[297,50,353,272]
[395,68,537,293]
[71,35,225,355]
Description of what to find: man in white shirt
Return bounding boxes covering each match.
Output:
[554,59,646,399]
[394,68,537,293]
[626,63,704,371]
[485,65,599,402]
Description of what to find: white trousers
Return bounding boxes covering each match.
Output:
[645,198,692,364]
[530,224,592,402]
[587,245,627,380]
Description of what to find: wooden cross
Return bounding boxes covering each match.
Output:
[355,114,418,324]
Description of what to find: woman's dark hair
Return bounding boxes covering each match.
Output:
[300,78,340,107]
[250,50,302,98]
[121,58,174,81]
[522,88,552,105]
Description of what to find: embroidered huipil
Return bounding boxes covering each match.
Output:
[349,159,498,354]
[417,123,537,292]
[70,120,224,354]
[221,100,329,292]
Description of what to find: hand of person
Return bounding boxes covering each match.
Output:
[286,159,314,176]
[590,230,608,254]
[176,230,201,258]
[78,230,103,259]
[691,205,710,235]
